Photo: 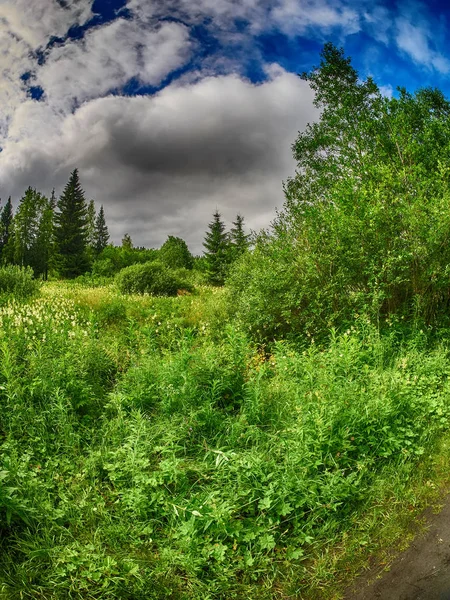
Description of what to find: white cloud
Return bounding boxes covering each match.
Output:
[0,1,94,137]
[129,0,361,37]
[36,19,192,112]
[270,0,360,37]
[0,70,318,253]
[395,17,450,73]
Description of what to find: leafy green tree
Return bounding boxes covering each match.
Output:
[94,205,110,255]
[13,187,45,271]
[160,235,193,269]
[0,197,13,263]
[203,210,229,285]
[229,44,450,341]
[35,195,56,280]
[229,214,249,261]
[54,169,89,278]
[86,199,96,262]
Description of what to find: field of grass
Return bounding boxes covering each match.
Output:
[2,281,450,599]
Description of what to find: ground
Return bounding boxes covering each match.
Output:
[345,493,450,600]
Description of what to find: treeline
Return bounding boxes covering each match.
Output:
[0,169,250,284]
[0,170,109,280]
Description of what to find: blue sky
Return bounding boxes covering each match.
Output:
[1,0,450,251]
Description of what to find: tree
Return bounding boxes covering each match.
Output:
[86,199,96,262]
[94,205,110,255]
[159,235,193,269]
[13,187,45,271]
[122,233,133,251]
[228,43,450,341]
[0,197,13,263]
[229,214,249,261]
[203,210,229,285]
[35,195,56,280]
[54,169,89,278]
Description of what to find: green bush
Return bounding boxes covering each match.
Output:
[159,235,193,269]
[0,265,40,300]
[115,261,188,296]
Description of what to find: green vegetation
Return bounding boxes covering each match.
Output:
[1,284,450,599]
[3,43,450,599]
[115,260,189,296]
[0,265,40,301]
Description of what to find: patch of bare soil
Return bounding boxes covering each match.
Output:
[344,495,450,600]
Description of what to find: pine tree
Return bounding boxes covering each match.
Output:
[94,205,110,255]
[229,214,249,261]
[203,210,229,285]
[54,169,89,278]
[0,197,13,263]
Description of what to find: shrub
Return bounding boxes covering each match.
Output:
[159,236,193,269]
[115,261,187,296]
[0,265,40,300]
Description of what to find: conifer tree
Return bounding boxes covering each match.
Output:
[94,205,110,255]
[203,210,229,285]
[54,169,89,278]
[0,197,13,263]
[229,214,249,261]
[122,233,133,251]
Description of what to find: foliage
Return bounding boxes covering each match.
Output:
[203,210,229,285]
[115,260,189,296]
[122,233,133,250]
[160,235,193,269]
[54,169,89,278]
[86,199,96,256]
[229,214,249,261]
[13,188,46,273]
[1,282,450,598]
[92,246,159,278]
[95,205,110,255]
[0,265,40,300]
[0,197,13,261]
[228,44,450,342]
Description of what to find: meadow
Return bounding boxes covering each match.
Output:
[2,279,450,599]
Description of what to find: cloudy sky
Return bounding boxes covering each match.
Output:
[1,0,449,253]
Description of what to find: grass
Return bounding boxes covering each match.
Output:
[1,282,450,598]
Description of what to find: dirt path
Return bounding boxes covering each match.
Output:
[344,495,450,600]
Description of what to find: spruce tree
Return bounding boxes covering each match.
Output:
[94,205,110,255]
[54,169,89,278]
[0,197,13,263]
[229,214,249,261]
[203,210,229,285]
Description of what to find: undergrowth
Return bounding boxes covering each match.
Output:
[1,283,450,598]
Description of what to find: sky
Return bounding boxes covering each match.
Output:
[1,0,450,253]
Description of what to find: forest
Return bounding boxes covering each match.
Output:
[2,43,450,599]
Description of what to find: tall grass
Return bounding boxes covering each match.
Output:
[1,285,450,598]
